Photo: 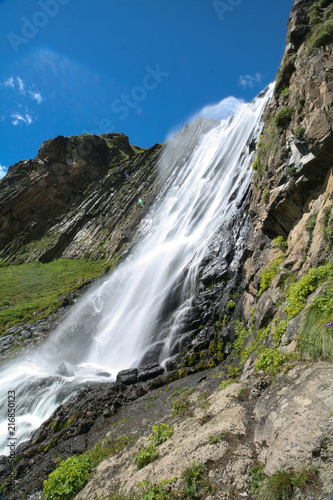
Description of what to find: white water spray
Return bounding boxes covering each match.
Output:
[0,85,273,455]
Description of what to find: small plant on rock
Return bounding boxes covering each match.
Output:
[134,443,159,470]
[180,462,213,499]
[149,423,174,446]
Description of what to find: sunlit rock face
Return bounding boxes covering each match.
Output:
[0,133,162,264]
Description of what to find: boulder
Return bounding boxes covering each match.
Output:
[116,368,138,385]
[137,362,164,382]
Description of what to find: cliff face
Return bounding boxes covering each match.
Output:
[1,1,333,499]
[0,133,161,264]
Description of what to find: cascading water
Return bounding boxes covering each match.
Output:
[0,84,273,455]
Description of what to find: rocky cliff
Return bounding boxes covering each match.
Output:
[0,0,333,499]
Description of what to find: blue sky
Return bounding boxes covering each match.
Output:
[0,0,294,177]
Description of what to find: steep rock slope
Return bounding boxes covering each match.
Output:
[0,133,161,264]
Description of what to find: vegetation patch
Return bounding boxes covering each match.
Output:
[179,462,213,499]
[137,478,178,500]
[284,263,333,319]
[258,467,319,500]
[273,236,288,252]
[149,423,174,446]
[134,443,159,470]
[256,348,298,376]
[44,435,134,499]
[298,283,333,360]
[257,258,283,297]
[0,258,109,335]
[275,107,293,130]
[273,320,288,348]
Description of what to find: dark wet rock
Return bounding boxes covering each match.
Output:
[116,368,138,385]
[137,363,164,382]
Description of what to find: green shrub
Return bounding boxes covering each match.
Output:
[134,443,159,470]
[44,437,134,499]
[248,462,266,495]
[226,300,236,310]
[180,463,213,499]
[273,236,288,252]
[43,455,92,500]
[257,258,283,297]
[275,107,293,130]
[284,264,333,319]
[256,348,297,375]
[172,397,190,416]
[258,470,293,500]
[149,424,174,446]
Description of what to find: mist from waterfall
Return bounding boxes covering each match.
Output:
[0,85,273,455]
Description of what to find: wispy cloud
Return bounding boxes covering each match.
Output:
[11,110,33,126]
[0,164,7,179]
[1,76,43,104]
[4,77,14,88]
[29,91,42,104]
[238,72,263,89]
[17,76,26,94]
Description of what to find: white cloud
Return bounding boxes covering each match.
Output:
[4,77,14,88]
[1,76,43,104]
[238,72,263,89]
[29,91,43,104]
[17,76,26,94]
[0,164,7,179]
[166,96,244,141]
[11,110,33,126]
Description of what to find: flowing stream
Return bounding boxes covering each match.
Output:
[0,85,273,455]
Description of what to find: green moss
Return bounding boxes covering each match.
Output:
[321,204,333,252]
[257,258,283,297]
[0,259,110,335]
[275,107,293,130]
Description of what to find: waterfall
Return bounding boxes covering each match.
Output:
[0,84,273,455]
